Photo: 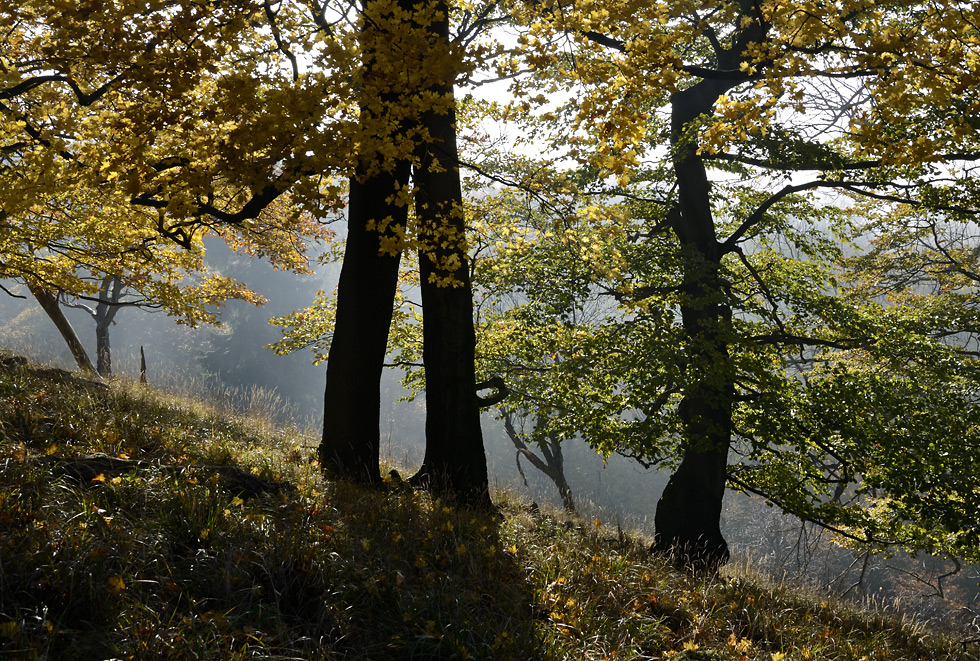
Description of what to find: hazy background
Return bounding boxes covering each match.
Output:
[2,241,977,630]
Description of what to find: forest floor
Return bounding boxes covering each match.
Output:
[0,353,977,660]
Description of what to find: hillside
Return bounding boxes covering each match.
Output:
[0,354,976,660]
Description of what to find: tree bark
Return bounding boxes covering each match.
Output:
[652,81,736,570]
[27,282,98,376]
[408,1,492,508]
[95,322,111,377]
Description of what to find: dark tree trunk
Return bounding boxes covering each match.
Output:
[408,1,491,508]
[556,477,575,514]
[320,164,410,485]
[543,438,575,514]
[93,275,124,378]
[27,282,98,376]
[504,412,576,515]
[318,0,415,485]
[652,81,736,570]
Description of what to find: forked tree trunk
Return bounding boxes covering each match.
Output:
[93,275,124,378]
[408,1,491,508]
[504,411,576,514]
[27,282,98,376]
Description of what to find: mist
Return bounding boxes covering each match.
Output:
[2,242,977,631]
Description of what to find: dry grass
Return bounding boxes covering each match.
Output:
[0,354,977,660]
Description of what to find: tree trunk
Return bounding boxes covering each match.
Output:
[27,282,98,376]
[652,81,735,570]
[317,0,417,485]
[95,322,111,377]
[320,164,410,485]
[505,412,576,514]
[408,1,491,508]
[543,440,576,515]
[93,275,124,378]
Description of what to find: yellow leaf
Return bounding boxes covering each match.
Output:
[92,473,106,483]
[108,576,126,593]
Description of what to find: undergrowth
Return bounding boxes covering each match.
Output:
[0,354,976,660]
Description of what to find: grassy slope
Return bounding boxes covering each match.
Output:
[0,355,976,661]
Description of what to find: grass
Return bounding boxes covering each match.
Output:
[0,354,977,660]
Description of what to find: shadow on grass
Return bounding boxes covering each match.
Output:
[0,360,543,659]
[0,465,542,659]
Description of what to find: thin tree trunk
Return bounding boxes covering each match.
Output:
[93,275,124,378]
[408,0,491,508]
[27,282,98,375]
[95,323,111,377]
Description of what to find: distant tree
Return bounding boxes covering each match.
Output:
[24,281,97,375]
[504,411,576,515]
[57,274,125,377]
[2,192,324,379]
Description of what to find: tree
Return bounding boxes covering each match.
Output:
[2,0,501,504]
[292,0,501,504]
[318,0,425,487]
[406,1,492,507]
[41,273,126,377]
[25,281,97,375]
[504,410,577,515]
[492,0,980,567]
[1,0,339,376]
